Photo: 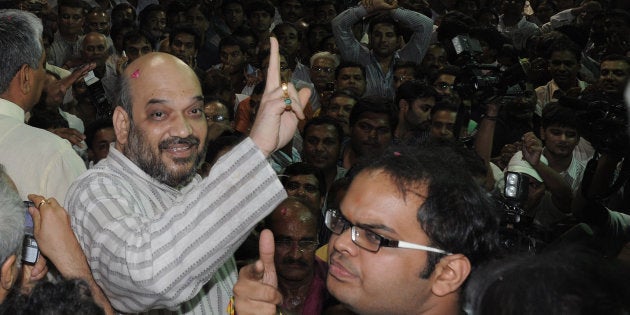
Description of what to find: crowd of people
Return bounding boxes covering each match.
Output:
[0,0,629,314]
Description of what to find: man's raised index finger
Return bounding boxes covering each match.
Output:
[265,37,281,92]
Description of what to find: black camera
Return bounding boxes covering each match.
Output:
[22,201,39,265]
[449,35,528,103]
[84,70,112,120]
[559,92,629,155]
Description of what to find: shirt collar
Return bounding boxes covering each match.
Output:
[0,98,26,123]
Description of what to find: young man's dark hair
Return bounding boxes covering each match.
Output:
[302,116,345,149]
[349,96,399,132]
[84,119,114,150]
[244,0,275,18]
[169,25,201,50]
[430,100,459,118]
[57,0,86,15]
[335,61,366,81]
[541,102,580,130]
[271,22,302,40]
[351,144,501,277]
[0,279,106,315]
[367,14,400,38]
[281,162,327,198]
[544,37,582,62]
[138,4,164,28]
[395,80,438,110]
[218,35,249,57]
[466,245,630,315]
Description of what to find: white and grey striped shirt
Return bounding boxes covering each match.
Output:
[66,138,285,314]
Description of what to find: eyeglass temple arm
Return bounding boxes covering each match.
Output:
[387,239,452,255]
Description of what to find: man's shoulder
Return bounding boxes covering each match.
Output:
[1,119,76,153]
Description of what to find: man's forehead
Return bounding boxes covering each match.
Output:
[339,67,362,75]
[331,96,355,105]
[601,60,630,71]
[313,57,334,65]
[221,45,242,52]
[288,174,318,184]
[306,124,337,136]
[358,112,389,124]
[342,169,427,222]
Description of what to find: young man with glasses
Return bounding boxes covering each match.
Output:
[234,144,500,315]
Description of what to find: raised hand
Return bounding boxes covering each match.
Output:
[521,132,543,166]
[249,37,311,157]
[45,63,96,107]
[233,229,282,315]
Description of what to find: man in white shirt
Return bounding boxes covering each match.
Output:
[0,9,86,203]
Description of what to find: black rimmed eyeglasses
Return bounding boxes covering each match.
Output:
[324,209,451,254]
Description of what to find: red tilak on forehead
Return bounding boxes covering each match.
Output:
[280,208,288,215]
[131,69,140,78]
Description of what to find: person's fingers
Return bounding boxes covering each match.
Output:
[60,63,96,90]
[294,86,312,121]
[29,254,48,280]
[258,229,277,287]
[265,37,281,93]
[27,194,44,233]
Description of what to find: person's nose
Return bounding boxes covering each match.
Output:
[171,113,193,138]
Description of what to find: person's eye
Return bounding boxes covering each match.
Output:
[304,184,318,193]
[150,111,166,120]
[190,107,203,116]
[285,182,299,190]
[363,229,382,244]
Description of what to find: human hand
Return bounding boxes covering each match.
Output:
[244,68,263,87]
[50,127,86,147]
[45,63,96,107]
[116,52,129,76]
[27,195,91,279]
[19,253,48,295]
[233,229,282,315]
[249,37,310,157]
[521,132,543,166]
[362,0,398,13]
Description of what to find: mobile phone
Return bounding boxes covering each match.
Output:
[22,201,39,265]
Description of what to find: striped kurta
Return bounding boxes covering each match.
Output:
[66,138,285,314]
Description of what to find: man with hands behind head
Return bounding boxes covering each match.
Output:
[332,0,433,100]
[66,36,310,314]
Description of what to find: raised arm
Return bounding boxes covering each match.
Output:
[331,5,371,65]
[390,5,434,62]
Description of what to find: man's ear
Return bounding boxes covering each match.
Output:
[113,106,131,145]
[1,255,18,291]
[18,64,31,95]
[539,126,546,141]
[430,254,471,297]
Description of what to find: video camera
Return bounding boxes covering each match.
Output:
[449,35,528,103]
[559,92,629,156]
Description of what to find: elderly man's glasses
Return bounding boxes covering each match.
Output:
[324,209,451,254]
[434,82,455,91]
[275,239,319,252]
[312,66,334,73]
[205,114,226,122]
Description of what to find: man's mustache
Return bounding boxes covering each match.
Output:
[158,136,200,150]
